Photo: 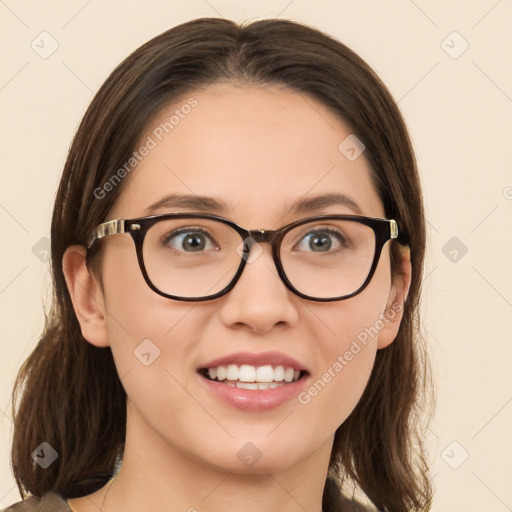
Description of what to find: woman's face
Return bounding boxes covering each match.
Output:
[87,83,405,474]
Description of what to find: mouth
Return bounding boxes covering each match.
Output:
[198,364,308,390]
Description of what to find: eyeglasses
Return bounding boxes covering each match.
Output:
[87,213,400,302]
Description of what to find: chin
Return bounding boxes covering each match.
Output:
[195,434,313,475]
[206,454,298,475]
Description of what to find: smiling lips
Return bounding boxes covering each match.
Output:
[198,352,309,410]
[203,364,303,390]
[198,351,308,390]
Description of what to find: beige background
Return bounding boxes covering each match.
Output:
[1,1,511,510]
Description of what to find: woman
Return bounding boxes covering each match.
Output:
[5,17,432,512]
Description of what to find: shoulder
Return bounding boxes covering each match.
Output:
[1,492,71,512]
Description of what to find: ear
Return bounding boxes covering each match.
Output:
[62,245,110,347]
[377,245,412,350]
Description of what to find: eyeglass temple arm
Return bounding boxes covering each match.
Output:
[87,219,126,249]
[390,219,409,245]
[390,219,398,239]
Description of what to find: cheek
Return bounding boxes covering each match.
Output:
[300,312,377,433]
[98,240,206,383]
[300,252,392,428]
[100,237,198,337]
[98,247,213,450]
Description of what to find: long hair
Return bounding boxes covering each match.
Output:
[10,18,433,511]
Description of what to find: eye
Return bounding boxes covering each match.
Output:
[294,229,346,252]
[163,228,218,252]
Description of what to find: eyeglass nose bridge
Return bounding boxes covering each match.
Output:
[247,228,278,244]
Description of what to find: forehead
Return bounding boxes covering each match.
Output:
[109,83,384,222]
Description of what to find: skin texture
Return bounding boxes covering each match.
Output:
[63,83,411,512]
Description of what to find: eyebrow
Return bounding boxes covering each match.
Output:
[143,193,227,215]
[143,192,362,216]
[290,193,363,215]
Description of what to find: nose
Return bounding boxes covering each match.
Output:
[218,244,299,334]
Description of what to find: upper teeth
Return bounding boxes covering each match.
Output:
[208,364,301,383]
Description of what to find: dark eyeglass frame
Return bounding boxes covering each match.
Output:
[87,213,402,302]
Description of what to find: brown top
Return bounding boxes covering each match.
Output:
[1,492,71,512]
[2,487,370,512]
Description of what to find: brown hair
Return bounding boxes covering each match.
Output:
[10,17,433,511]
